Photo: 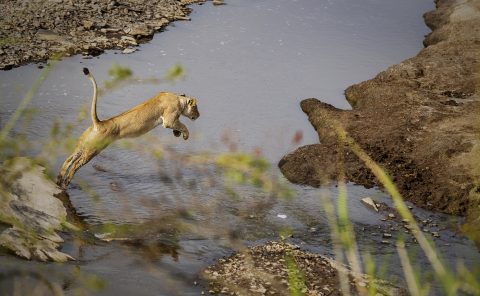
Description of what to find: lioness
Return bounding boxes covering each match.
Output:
[57,68,200,188]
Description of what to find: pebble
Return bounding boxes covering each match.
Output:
[361,197,379,212]
[221,287,229,293]
[122,47,137,54]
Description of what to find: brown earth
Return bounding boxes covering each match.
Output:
[279,0,480,242]
[0,0,211,70]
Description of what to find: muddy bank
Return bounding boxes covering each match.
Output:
[279,0,480,240]
[0,0,215,70]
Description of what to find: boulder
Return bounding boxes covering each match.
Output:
[0,157,75,262]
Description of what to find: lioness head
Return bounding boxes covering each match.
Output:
[181,95,200,120]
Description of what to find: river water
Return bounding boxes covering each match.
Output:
[1,0,479,295]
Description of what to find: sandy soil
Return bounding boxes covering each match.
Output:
[279,0,480,243]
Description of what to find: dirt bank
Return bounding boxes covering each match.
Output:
[279,0,480,241]
[0,0,213,70]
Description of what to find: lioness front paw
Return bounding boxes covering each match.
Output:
[173,130,181,137]
[183,131,189,140]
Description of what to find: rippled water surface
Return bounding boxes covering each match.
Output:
[2,0,479,295]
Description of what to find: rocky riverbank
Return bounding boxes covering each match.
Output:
[0,0,214,70]
[279,0,480,243]
[203,241,405,296]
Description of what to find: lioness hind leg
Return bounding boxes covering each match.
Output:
[61,149,98,188]
[57,151,82,187]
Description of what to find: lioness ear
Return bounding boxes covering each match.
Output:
[188,98,197,106]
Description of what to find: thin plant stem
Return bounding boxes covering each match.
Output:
[0,59,58,141]
[336,143,366,295]
[321,191,352,296]
[397,240,422,296]
[329,119,457,294]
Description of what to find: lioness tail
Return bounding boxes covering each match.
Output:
[83,67,100,128]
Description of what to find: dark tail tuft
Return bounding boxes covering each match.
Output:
[83,68,90,75]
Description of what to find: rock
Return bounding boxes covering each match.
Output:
[82,20,94,30]
[0,157,74,262]
[122,47,137,54]
[120,35,138,46]
[36,29,64,42]
[95,21,107,28]
[174,16,191,21]
[213,0,225,5]
[148,18,169,29]
[361,197,379,212]
[125,24,153,37]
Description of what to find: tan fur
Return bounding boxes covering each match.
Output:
[57,68,200,188]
